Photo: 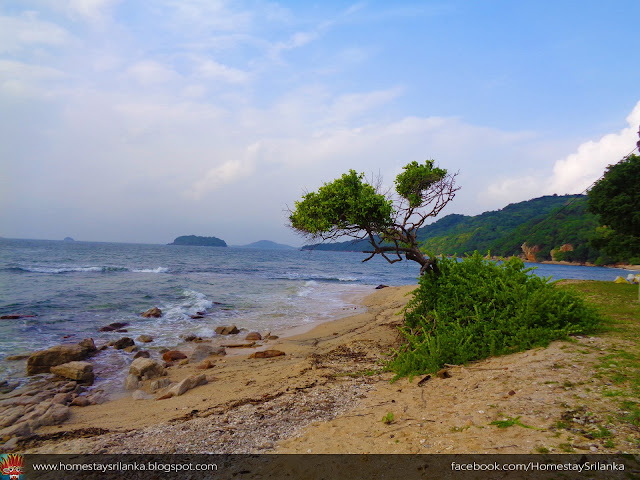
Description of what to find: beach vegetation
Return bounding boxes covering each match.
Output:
[387,252,602,379]
[382,412,395,425]
[289,160,459,274]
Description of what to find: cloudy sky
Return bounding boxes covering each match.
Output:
[1,1,639,245]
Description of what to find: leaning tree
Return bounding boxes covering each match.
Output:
[288,160,459,275]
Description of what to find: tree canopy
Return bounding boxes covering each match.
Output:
[289,160,459,273]
[587,154,640,261]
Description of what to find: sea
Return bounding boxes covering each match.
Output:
[0,238,635,394]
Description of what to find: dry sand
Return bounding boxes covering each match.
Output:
[17,285,640,455]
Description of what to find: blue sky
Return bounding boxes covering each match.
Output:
[1,0,639,245]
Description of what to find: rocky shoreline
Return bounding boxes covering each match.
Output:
[3,285,640,456]
[0,305,288,452]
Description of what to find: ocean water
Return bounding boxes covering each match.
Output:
[0,238,634,392]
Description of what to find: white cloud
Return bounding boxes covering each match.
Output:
[189,158,255,198]
[125,60,180,86]
[546,101,640,194]
[0,13,71,53]
[483,101,640,205]
[193,58,249,84]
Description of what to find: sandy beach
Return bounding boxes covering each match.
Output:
[7,284,640,455]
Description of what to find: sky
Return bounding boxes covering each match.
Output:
[1,0,639,246]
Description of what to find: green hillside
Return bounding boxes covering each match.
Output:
[303,194,613,264]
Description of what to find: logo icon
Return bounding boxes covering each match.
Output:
[0,454,24,480]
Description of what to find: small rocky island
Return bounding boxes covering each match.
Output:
[169,235,227,247]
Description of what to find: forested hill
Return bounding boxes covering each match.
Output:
[169,235,227,247]
[303,194,607,263]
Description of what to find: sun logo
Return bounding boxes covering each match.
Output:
[0,454,24,480]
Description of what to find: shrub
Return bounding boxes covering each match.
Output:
[387,252,601,379]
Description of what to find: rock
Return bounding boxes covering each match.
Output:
[190,315,205,319]
[245,332,262,341]
[26,339,96,375]
[51,392,73,405]
[136,335,153,343]
[132,390,152,400]
[36,403,70,427]
[0,380,19,394]
[249,350,285,359]
[183,334,201,342]
[197,360,214,370]
[165,374,207,397]
[124,374,140,391]
[99,322,129,332]
[149,378,172,391]
[5,354,29,361]
[141,307,162,318]
[162,350,187,362]
[133,350,150,359]
[190,345,225,362]
[1,436,19,451]
[123,345,138,353]
[375,284,389,289]
[223,342,256,348]
[266,335,279,340]
[78,338,97,352]
[215,325,239,335]
[70,396,91,407]
[1,314,36,320]
[0,406,26,428]
[50,361,94,385]
[113,337,135,350]
[436,368,451,379]
[0,421,31,439]
[129,358,164,380]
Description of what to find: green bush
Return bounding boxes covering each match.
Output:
[387,252,602,380]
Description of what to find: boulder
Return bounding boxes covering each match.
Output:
[136,335,154,343]
[162,350,187,362]
[190,345,225,362]
[165,374,207,397]
[245,332,262,341]
[132,390,152,400]
[129,358,164,380]
[149,378,172,391]
[99,322,129,332]
[50,361,94,385]
[215,325,239,335]
[26,339,96,375]
[113,337,135,350]
[124,374,139,391]
[141,307,162,318]
[0,421,31,439]
[70,396,91,407]
[249,350,285,359]
[133,350,150,359]
[35,403,70,427]
[123,345,138,353]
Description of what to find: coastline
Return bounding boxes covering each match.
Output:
[7,283,640,455]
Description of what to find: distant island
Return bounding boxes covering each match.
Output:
[235,240,296,250]
[63,237,75,242]
[169,235,227,247]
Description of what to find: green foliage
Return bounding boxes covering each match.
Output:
[387,252,602,379]
[394,160,446,207]
[588,154,640,238]
[588,154,640,260]
[490,416,540,430]
[289,170,393,236]
[382,412,395,425]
